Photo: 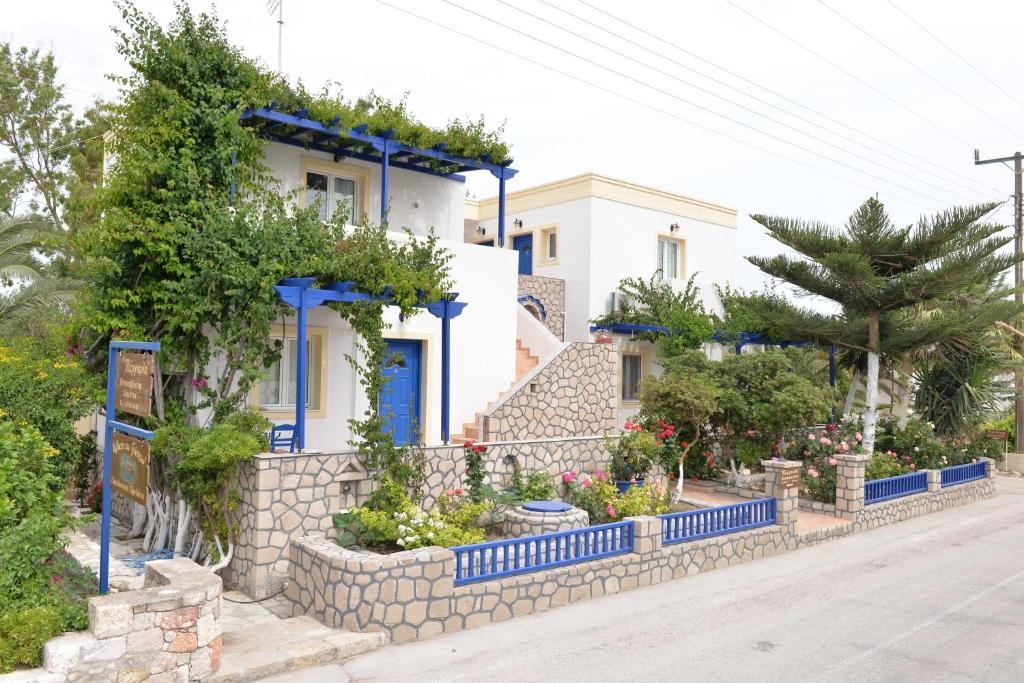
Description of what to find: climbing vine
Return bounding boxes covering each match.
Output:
[323,223,453,499]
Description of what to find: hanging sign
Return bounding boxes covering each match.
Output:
[110,432,150,505]
[115,352,155,417]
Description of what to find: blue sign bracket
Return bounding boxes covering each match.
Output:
[100,340,160,595]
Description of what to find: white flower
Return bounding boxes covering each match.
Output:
[395,511,407,521]
[396,538,406,546]
[427,532,434,540]
[397,524,407,533]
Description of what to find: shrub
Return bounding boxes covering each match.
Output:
[606,424,660,481]
[0,339,99,485]
[561,470,669,524]
[0,606,64,671]
[866,452,908,481]
[517,471,556,502]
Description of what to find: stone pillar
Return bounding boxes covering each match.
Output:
[980,456,996,478]
[628,515,662,556]
[926,469,941,492]
[834,453,869,521]
[760,459,801,535]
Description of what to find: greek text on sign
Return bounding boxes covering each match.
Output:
[779,467,802,489]
[110,432,150,505]
[985,429,1008,442]
[115,352,154,417]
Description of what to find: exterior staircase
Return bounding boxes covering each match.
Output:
[451,340,538,442]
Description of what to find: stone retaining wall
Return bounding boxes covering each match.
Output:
[282,458,997,643]
[518,274,565,340]
[481,343,617,442]
[225,436,615,599]
[43,558,222,682]
[282,460,803,643]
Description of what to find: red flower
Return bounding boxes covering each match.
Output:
[52,575,61,583]
[454,487,465,495]
[463,440,473,448]
[681,441,688,448]
[691,477,699,483]
[473,444,487,454]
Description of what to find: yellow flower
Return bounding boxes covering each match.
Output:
[36,370,49,380]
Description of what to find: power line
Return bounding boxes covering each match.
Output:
[814,0,1021,138]
[373,0,935,212]
[504,0,987,204]
[886,0,1024,114]
[721,0,974,148]
[573,0,1002,196]
[441,0,973,206]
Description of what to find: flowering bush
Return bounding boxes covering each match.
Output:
[605,422,660,481]
[560,469,669,523]
[462,440,489,502]
[333,487,493,551]
[788,422,860,502]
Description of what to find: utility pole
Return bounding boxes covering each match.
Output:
[975,149,1023,453]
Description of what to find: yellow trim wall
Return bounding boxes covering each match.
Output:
[465,172,737,228]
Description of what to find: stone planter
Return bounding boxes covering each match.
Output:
[502,501,589,537]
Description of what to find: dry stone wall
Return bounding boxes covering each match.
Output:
[518,274,565,340]
[481,343,617,442]
[42,558,223,682]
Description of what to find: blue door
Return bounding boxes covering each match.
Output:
[512,233,533,275]
[380,339,422,446]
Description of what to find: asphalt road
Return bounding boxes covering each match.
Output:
[285,477,1024,682]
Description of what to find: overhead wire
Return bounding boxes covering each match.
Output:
[813,0,1021,138]
[573,0,1003,196]
[721,0,974,148]
[885,0,1024,114]
[502,0,988,204]
[373,0,937,212]
[440,0,975,206]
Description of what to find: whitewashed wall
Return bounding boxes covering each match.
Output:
[262,142,466,242]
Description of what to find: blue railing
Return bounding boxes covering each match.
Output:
[941,461,986,487]
[658,498,776,545]
[865,471,927,504]
[452,520,634,586]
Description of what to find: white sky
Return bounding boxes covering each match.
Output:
[6,0,1023,292]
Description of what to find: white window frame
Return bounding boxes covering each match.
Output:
[253,327,328,418]
[304,170,361,224]
[657,236,684,280]
[539,225,559,264]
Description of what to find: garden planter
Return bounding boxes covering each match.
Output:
[615,479,644,493]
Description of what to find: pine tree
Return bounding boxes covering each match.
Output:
[743,197,1019,453]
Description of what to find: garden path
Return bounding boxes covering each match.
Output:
[678,485,846,535]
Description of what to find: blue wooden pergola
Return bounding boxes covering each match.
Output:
[274,277,467,450]
[589,322,838,388]
[240,105,519,245]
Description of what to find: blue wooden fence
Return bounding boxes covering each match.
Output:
[865,471,928,504]
[941,461,986,487]
[452,520,634,586]
[658,498,776,545]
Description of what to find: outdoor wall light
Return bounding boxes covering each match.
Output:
[513,218,524,228]
[476,226,487,235]
[669,222,680,233]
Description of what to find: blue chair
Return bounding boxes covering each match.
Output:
[270,423,297,452]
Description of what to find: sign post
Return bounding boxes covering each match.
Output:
[100,340,159,595]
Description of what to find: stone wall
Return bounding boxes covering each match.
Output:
[281,458,997,643]
[43,558,223,682]
[518,274,565,340]
[282,460,803,643]
[481,343,617,442]
[226,436,615,598]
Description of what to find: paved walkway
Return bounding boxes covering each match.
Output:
[680,484,846,535]
[330,477,1024,682]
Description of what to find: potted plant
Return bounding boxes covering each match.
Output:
[605,422,659,492]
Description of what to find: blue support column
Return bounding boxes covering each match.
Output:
[99,347,117,595]
[295,286,307,452]
[441,301,451,444]
[498,174,506,247]
[380,145,390,224]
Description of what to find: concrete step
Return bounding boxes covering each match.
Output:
[210,616,384,682]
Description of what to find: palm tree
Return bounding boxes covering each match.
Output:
[0,214,82,332]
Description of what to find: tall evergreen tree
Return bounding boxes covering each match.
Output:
[743,197,1019,453]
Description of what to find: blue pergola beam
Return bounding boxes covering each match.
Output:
[274,279,467,449]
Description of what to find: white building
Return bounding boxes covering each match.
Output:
[464,173,738,421]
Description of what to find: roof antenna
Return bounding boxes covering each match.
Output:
[267,0,284,75]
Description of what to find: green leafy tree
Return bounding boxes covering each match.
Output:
[592,272,714,357]
[744,198,1019,453]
